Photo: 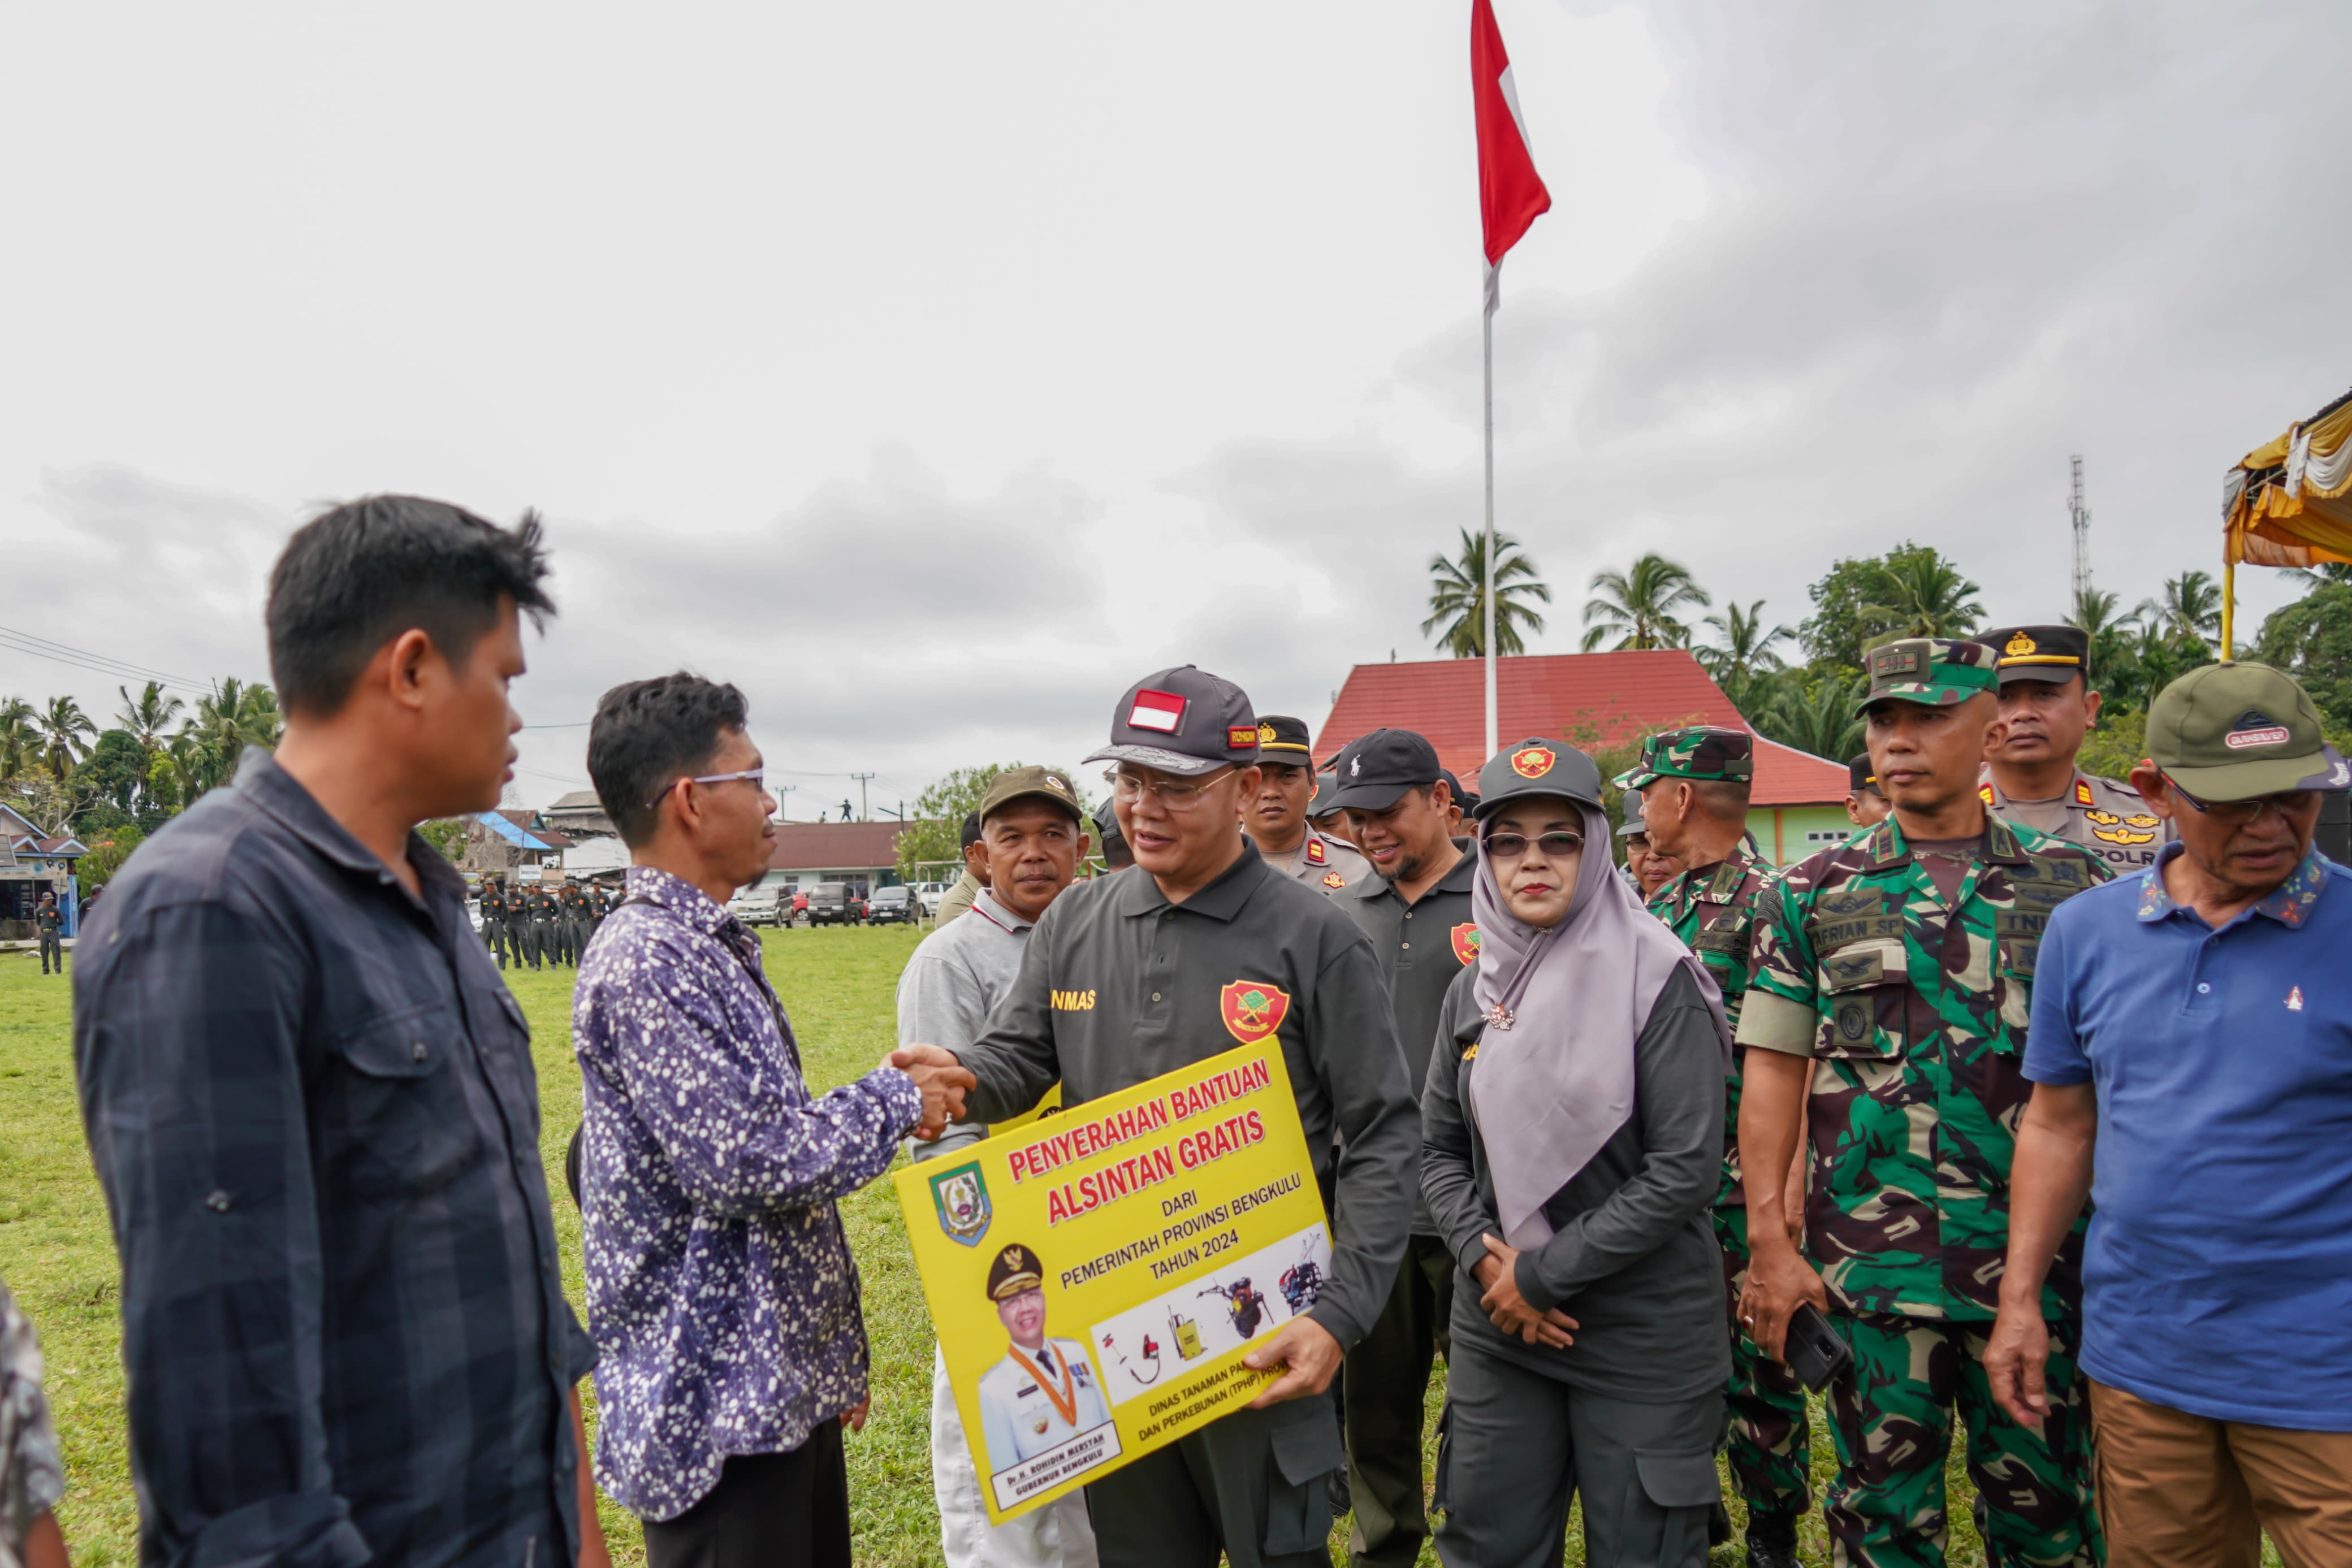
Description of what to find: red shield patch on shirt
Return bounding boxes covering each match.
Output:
[1450,923,1480,966]
[1218,980,1291,1045]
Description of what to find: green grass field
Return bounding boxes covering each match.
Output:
[3,926,2060,1566]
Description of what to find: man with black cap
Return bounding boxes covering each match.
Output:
[1090,797,1133,872]
[1438,769,1476,834]
[1246,716,1372,893]
[1736,639,2108,1568]
[1982,624,2171,873]
[1306,771,1356,848]
[1845,754,1890,830]
[937,811,987,926]
[898,665,1417,1568]
[1325,727,1473,1568]
[1621,726,1809,1566]
[1618,790,1682,896]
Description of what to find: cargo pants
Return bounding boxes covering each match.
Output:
[1714,1205,1813,1521]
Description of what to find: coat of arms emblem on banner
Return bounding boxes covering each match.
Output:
[930,1162,993,1247]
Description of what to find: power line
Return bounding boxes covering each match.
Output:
[0,625,216,698]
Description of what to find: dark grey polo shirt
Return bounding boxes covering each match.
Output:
[955,846,1417,1350]
[1339,841,1477,1234]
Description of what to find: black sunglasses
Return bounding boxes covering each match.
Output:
[1482,829,1585,860]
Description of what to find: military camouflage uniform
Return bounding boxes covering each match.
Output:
[1625,726,1814,1526]
[1,1275,64,1568]
[1736,640,2109,1568]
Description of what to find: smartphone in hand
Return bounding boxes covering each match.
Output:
[1784,1302,1853,1391]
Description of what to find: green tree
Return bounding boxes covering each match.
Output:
[418,818,469,864]
[1798,542,1982,670]
[1751,670,1868,763]
[1580,553,1711,651]
[894,763,1088,882]
[2141,570,2224,653]
[174,678,284,799]
[2254,579,2352,733]
[72,730,148,824]
[1696,599,1791,684]
[76,822,147,890]
[1423,529,1551,657]
[0,697,34,779]
[37,696,97,781]
[116,682,186,783]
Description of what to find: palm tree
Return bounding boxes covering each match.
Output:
[2065,586,2135,685]
[1581,554,1711,652]
[1423,529,1551,657]
[2141,570,2223,651]
[1696,599,1792,683]
[118,682,186,780]
[1754,672,1868,763]
[37,696,97,781]
[172,679,284,798]
[0,698,34,780]
[1860,552,1984,645]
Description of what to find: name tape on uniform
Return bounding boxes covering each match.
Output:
[895,1044,1328,1523]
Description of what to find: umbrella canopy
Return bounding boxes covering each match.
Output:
[2219,385,2352,654]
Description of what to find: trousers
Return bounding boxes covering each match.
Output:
[2088,1379,2352,1568]
[38,930,63,972]
[1343,1233,1454,1567]
[1823,1312,2098,1567]
[1083,1390,1343,1568]
[1714,1206,1811,1519]
[641,1421,850,1568]
[1432,1339,1722,1568]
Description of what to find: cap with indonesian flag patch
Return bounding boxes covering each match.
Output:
[2147,661,2350,800]
[1472,737,1603,819]
[1084,666,1261,778]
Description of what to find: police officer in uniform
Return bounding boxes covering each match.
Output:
[1324,727,1474,1568]
[34,890,65,975]
[525,879,556,969]
[1246,717,1371,893]
[973,1244,1114,1479]
[914,665,1418,1568]
[1981,624,2172,874]
[480,876,511,969]
[1736,639,2107,1568]
[1623,727,1806,1568]
[558,877,590,965]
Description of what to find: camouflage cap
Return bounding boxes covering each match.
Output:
[2148,661,2351,800]
[1612,725,1756,791]
[1856,638,1999,715]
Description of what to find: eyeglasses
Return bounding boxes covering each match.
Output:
[1482,829,1585,860]
[644,768,766,812]
[1109,766,1235,808]
[2160,773,2314,828]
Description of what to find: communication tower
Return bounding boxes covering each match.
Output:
[2069,454,2092,607]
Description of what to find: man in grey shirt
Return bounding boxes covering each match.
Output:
[898,766,1098,1568]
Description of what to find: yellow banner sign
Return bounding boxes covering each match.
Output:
[895,1043,1330,1523]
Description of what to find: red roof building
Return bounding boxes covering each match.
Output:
[764,821,912,896]
[1314,651,1857,863]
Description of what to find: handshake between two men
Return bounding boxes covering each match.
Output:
[883,1043,975,1140]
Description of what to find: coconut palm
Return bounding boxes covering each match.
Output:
[0,698,34,780]
[2141,570,2223,651]
[1859,552,1984,645]
[1696,599,1792,683]
[1754,672,1869,763]
[37,696,97,781]
[117,681,186,778]
[1423,529,1552,657]
[1581,554,1711,652]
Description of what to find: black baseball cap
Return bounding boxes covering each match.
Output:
[1987,625,2090,686]
[1306,771,1342,817]
[1328,728,1442,811]
[1083,666,1261,778]
[1472,738,1604,820]
[1439,768,1478,811]
[1253,716,1315,768]
[1847,754,1882,796]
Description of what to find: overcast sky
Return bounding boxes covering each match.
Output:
[6,2,2347,815]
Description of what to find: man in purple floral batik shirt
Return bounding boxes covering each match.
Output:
[574,674,972,1568]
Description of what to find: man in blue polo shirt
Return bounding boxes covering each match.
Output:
[1988,662,2352,1567]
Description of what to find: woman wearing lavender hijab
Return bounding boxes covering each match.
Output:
[1421,739,1732,1568]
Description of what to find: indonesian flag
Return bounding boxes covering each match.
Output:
[1472,0,1551,313]
[1126,688,1186,733]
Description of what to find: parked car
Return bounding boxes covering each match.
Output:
[728,886,782,926]
[865,886,916,925]
[804,881,856,926]
[785,890,810,925]
[914,881,949,916]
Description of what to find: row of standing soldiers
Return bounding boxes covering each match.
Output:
[475,878,617,971]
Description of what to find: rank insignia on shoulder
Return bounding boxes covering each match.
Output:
[2074,779,2094,806]
[1322,872,1347,888]
[1304,839,1326,865]
[1979,783,1996,807]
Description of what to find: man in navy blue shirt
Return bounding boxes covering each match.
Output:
[1989,662,2352,1566]
[75,497,609,1568]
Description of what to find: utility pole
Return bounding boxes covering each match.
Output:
[851,772,875,822]
[773,783,796,821]
[2069,454,2092,610]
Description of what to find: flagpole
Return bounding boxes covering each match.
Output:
[1482,293,1498,759]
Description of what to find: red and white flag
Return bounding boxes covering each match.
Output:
[1472,0,1551,313]
[1126,688,1186,733]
